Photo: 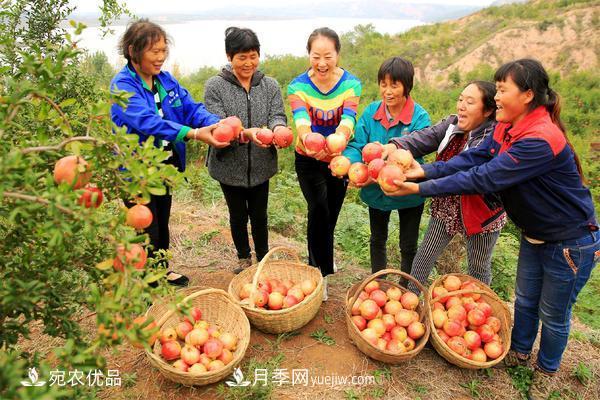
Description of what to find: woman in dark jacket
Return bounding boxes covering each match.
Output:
[383,81,506,292]
[385,60,598,399]
[204,27,287,273]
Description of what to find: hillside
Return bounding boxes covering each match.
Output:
[335,0,599,87]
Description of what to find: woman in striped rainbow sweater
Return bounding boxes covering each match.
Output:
[287,27,362,300]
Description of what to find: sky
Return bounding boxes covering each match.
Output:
[73,0,497,14]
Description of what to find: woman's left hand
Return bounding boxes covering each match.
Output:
[242,128,271,148]
[381,181,420,197]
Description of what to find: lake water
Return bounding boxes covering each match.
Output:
[76,18,424,75]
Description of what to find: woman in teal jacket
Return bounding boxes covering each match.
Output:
[341,57,430,276]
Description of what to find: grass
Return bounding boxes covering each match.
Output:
[572,362,593,386]
[309,328,336,346]
[460,379,482,398]
[507,366,533,399]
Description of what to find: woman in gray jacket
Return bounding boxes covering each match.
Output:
[204,27,287,273]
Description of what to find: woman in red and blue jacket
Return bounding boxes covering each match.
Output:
[383,81,505,291]
[111,19,229,286]
[384,59,598,398]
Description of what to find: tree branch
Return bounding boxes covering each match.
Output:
[21,136,103,154]
[2,191,74,215]
[33,93,72,132]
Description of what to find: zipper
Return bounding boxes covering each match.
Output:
[246,90,252,187]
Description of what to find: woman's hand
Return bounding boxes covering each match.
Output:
[381,143,398,160]
[243,128,271,148]
[191,124,230,148]
[381,181,420,197]
[302,133,328,160]
[350,176,375,188]
[404,159,426,181]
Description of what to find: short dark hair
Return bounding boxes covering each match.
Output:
[468,80,496,120]
[120,19,168,64]
[377,57,414,97]
[306,27,340,53]
[225,27,260,58]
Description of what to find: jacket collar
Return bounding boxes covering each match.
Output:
[468,118,494,141]
[497,106,551,142]
[125,63,177,91]
[219,64,264,89]
[373,97,415,130]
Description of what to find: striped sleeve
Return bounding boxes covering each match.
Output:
[338,78,362,138]
[287,81,312,131]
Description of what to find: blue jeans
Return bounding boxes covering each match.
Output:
[511,231,599,373]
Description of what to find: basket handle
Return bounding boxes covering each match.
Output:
[248,246,300,310]
[154,288,234,328]
[347,268,429,319]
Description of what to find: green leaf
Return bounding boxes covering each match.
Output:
[59,98,76,108]
[95,259,113,271]
[147,185,166,196]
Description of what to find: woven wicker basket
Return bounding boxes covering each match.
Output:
[145,286,250,386]
[228,246,323,334]
[345,269,430,364]
[427,273,512,369]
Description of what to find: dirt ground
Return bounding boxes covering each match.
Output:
[21,200,600,400]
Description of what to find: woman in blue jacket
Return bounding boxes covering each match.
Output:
[111,19,229,286]
[384,59,598,399]
[341,57,430,277]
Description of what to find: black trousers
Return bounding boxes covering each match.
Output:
[295,152,348,276]
[368,203,424,275]
[125,194,172,268]
[220,180,270,261]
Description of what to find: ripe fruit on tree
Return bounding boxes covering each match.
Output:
[78,185,103,208]
[113,243,147,271]
[53,155,91,189]
[126,204,153,230]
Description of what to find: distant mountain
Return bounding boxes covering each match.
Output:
[491,0,528,5]
[70,2,481,25]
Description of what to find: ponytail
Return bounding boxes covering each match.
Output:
[546,87,585,182]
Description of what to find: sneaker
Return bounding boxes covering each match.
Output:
[504,350,531,368]
[322,276,328,302]
[528,367,558,400]
[233,258,252,275]
[165,271,189,287]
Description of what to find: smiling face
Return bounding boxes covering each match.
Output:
[308,35,339,82]
[228,50,259,82]
[132,36,167,81]
[379,75,406,109]
[456,83,491,132]
[494,75,533,125]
